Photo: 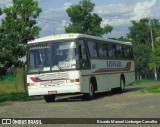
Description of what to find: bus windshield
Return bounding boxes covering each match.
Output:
[28,41,77,73]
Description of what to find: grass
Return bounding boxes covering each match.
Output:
[129,80,160,94]
[0,92,43,102]
[0,68,43,103]
[128,79,159,86]
[0,75,22,94]
[141,84,160,93]
[0,68,25,94]
[0,101,13,107]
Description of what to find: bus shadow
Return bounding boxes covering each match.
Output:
[124,86,145,93]
[55,95,83,102]
[54,86,146,102]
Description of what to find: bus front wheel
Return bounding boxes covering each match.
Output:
[44,94,56,102]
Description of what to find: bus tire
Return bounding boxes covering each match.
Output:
[117,77,125,93]
[83,82,95,100]
[111,77,125,93]
[44,95,56,102]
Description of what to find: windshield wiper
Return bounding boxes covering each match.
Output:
[57,65,64,72]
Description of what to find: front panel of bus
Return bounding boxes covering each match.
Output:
[27,40,85,96]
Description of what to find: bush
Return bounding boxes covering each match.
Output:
[0,67,25,93]
[0,67,7,79]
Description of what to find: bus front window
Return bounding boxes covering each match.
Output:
[51,41,78,70]
[28,41,78,73]
[28,45,50,72]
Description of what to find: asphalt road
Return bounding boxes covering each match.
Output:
[0,84,160,127]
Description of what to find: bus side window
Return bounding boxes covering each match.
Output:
[98,42,108,58]
[116,44,123,59]
[108,43,116,58]
[87,40,98,57]
[123,45,130,58]
[130,47,134,59]
[78,40,89,68]
[78,40,87,59]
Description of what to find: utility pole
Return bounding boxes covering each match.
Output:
[150,20,157,80]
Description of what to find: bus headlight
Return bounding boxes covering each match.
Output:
[66,79,80,83]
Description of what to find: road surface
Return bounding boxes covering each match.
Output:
[0,84,160,127]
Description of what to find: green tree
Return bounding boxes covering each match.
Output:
[150,40,160,70]
[65,0,113,36]
[0,8,2,15]
[128,18,160,79]
[0,0,42,67]
[129,18,160,45]
[132,41,151,79]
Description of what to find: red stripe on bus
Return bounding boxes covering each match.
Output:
[94,62,131,73]
[30,77,72,83]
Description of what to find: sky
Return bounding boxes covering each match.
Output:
[0,0,160,39]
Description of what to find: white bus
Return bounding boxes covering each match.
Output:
[27,33,135,102]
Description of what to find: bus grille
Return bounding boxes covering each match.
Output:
[37,72,68,81]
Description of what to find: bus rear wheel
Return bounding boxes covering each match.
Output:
[111,77,125,93]
[118,77,125,93]
[44,95,56,102]
[83,82,95,100]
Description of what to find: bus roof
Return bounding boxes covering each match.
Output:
[28,33,132,45]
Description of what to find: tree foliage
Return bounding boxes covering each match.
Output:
[129,18,160,46]
[150,40,160,70]
[132,41,151,79]
[0,8,2,15]
[0,0,42,67]
[65,0,113,37]
[128,18,160,79]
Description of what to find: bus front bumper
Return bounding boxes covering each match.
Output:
[27,85,82,96]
